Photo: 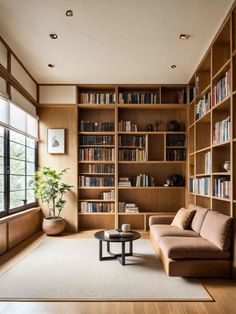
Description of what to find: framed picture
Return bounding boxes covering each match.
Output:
[47,128,65,154]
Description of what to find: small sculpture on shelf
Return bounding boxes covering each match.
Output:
[223,161,230,172]
[167,120,181,132]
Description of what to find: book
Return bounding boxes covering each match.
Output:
[104,230,134,238]
[80,202,115,213]
[80,121,114,132]
[119,91,159,104]
[213,116,230,144]
[79,148,115,161]
[80,135,114,146]
[80,92,116,104]
[79,176,114,187]
[195,92,211,120]
[212,69,231,107]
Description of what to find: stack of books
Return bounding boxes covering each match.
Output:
[118,120,138,132]
[119,92,159,104]
[213,177,231,199]
[79,148,115,161]
[79,176,114,187]
[80,121,115,132]
[80,202,115,213]
[104,230,133,238]
[205,151,212,174]
[213,117,230,144]
[118,177,131,187]
[195,92,211,120]
[166,134,185,147]
[80,92,116,104]
[118,135,146,147]
[80,135,114,146]
[101,190,115,200]
[125,203,139,213]
[131,174,155,187]
[212,69,231,107]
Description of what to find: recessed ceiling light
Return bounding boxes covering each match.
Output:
[66,10,73,17]
[49,33,58,39]
[179,34,189,40]
[171,65,176,69]
[48,64,55,68]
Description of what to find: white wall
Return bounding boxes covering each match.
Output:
[39,86,77,104]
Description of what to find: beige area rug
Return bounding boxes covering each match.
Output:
[0,238,212,301]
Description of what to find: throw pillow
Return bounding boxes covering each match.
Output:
[171,208,195,230]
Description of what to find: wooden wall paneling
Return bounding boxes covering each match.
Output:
[118,214,144,230]
[78,214,115,230]
[0,223,8,255]
[0,40,8,69]
[39,85,77,104]
[39,106,78,232]
[8,210,41,249]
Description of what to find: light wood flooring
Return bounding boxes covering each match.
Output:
[0,231,236,314]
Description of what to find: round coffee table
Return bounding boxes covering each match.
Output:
[94,230,141,265]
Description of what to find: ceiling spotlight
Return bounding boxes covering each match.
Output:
[179,34,189,40]
[49,33,58,39]
[171,65,176,69]
[48,64,55,68]
[66,10,73,17]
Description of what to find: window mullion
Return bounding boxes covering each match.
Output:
[4,129,10,214]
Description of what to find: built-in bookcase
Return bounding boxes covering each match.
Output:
[77,85,187,231]
[187,13,235,218]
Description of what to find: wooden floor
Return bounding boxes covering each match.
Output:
[0,232,236,314]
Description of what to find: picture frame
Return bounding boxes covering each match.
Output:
[47,128,65,154]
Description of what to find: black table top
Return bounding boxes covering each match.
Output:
[94,230,141,242]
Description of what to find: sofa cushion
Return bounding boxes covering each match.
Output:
[159,236,231,260]
[188,204,209,233]
[200,211,233,250]
[150,225,199,242]
[171,208,195,230]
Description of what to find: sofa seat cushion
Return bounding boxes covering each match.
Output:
[188,204,209,233]
[159,236,231,260]
[150,225,199,242]
[200,211,233,250]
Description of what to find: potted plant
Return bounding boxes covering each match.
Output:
[32,167,73,235]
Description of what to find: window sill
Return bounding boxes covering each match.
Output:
[0,207,41,225]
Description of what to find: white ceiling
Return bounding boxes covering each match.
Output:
[0,0,234,84]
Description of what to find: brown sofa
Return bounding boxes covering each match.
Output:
[149,204,233,277]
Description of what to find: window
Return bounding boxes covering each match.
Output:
[0,126,38,217]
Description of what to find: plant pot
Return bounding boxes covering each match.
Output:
[42,217,66,236]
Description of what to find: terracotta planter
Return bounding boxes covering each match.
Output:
[42,217,66,235]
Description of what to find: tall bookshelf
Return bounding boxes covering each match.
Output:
[187,14,234,217]
[77,85,187,231]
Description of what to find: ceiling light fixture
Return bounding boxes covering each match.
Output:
[179,34,189,40]
[49,33,58,39]
[66,10,73,17]
[171,65,176,69]
[48,64,55,68]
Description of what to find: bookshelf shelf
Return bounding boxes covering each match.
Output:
[212,196,231,203]
[117,186,185,190]
[212,96,231,111]
[212,59,231,81]
[212,140,231,148]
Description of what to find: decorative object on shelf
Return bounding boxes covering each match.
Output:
[164,179,173,187]
[146,120,162,132]
[170,175,185,187]
[121,224,130,232]
[167,120,181,132]
[223,161,231,172]
[47,128,65,154]
[32,167,73,235]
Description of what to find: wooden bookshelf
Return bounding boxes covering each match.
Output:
[77,85,187,231]
[187,11,234,217]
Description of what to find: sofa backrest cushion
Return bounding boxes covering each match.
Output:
[171,208,195,230]
[200,210,233,250]
[188,204,209,233]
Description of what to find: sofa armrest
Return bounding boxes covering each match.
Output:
[149,215,175,226]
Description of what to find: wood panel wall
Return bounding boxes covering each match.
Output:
[38,106,78,232]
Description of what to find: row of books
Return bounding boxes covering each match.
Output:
[118,202,139,213]
[212,69,231,107]
[80,121,115,132]
[205,151,212,174]
[195,92,211,120]
[118,135,146,147]
[79,176,114,187]
[131,174,155,187]
[119,92,159,104]
[101,190,115,200]
[80,164,115,174]
[118,149,147,161]
[79,148,115,161]
[118,120,138,132]
[80,202,115,213]
[189,177,211,195]
[80,92,116,104]
[212,117,230,144]
[80,135,114,146]
[166,134,185,147]
[166,149,186,161]
[213,177,231,199]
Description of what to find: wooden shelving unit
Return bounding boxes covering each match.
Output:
[187,12,234,217]
[77,84,187,231]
